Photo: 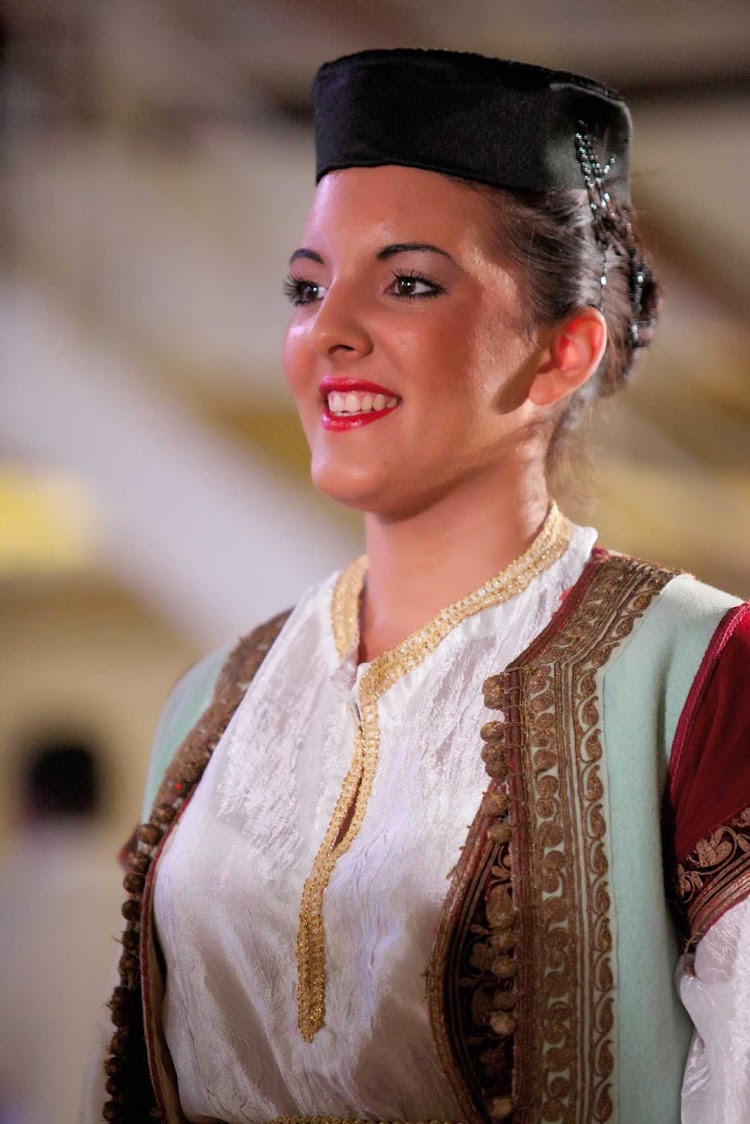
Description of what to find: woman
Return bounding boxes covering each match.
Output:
[94,50,750,1124]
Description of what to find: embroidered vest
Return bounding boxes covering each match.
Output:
[103,553,741,1124]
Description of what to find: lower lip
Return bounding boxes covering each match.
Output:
[322,404,400,431]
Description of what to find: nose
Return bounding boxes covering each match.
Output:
[305,281,373,362]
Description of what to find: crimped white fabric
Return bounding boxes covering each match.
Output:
[154,525,595,1123]
[679,895,750,1123]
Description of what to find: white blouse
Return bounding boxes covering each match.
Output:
[679,896,750,1122]
[150,525,749,1124]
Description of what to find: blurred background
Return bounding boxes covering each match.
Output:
[0,1,748,1120]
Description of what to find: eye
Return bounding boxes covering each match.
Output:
[386,270,445,300]
[283,275,328,307]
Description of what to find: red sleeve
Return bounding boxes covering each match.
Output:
[664,603,750,946]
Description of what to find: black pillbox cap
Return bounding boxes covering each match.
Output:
[313,48,631,201]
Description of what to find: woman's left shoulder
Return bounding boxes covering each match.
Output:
[596,549,746,662]
[649,566,746,630]
[650,567,747,664]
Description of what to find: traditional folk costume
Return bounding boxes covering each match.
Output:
[93,52,750,1124]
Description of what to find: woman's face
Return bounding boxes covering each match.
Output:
[283,165,547,518]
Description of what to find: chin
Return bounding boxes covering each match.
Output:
[310,459,385,512]
[311,460,451,522]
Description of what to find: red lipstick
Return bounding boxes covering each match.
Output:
[319,376,401,432]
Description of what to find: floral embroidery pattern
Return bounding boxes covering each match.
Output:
[429,554,675,1123]
[676,806,750,944]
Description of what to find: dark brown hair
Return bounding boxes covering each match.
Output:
[464,182,660,482]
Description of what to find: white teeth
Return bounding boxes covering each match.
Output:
[326,390,399,416]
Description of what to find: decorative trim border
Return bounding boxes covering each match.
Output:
[429,553,676,1122]
[298,507,573,1041]
[676,805,750,943]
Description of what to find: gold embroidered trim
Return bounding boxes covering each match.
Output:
[296,504,572,1041]
[427,554,676,1123]
[676,805,750,944]
[331,553,368,661]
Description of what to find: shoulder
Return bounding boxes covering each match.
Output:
[586,552,745,756]
[645,566,743,632]
[140,607,295,820]
[652,576,748,729]
[593,550,743,661]
[213,607,295,701]
[587,549,748,728]
[630,566,743,677]
[154,568,341,753]
[140,645,230,821]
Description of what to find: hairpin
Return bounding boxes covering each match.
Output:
[575,124,650,348]
[628,252,650,349]
[574,127,617,304]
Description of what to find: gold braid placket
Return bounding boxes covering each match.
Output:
[295,505,572,1041]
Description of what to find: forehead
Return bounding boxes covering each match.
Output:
[302,165,495,251]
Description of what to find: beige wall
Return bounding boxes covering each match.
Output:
[0,573,198,851]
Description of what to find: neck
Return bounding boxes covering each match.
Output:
[361,466,551,661]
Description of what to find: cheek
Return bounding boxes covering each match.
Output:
[282,329,321,450]
[403,313,496,409]
[413,321,531,446]
[394,311,475,394]
[282,324,311,400]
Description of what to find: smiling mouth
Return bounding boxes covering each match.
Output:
[319,378,401,431]
[327,390,399,416]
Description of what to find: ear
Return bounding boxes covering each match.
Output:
[528,307,607,407]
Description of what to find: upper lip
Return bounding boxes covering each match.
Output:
[319,375,400,400]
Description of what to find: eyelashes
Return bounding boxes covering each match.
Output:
[282,277,326,307]
[386,270,446,299]
[283,270,446,307]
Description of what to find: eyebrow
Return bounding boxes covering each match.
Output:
[288,242,457,267]
[289,248,324,265]
[376,242,455,264]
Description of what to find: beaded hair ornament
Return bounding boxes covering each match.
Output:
[574,124,651,349]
